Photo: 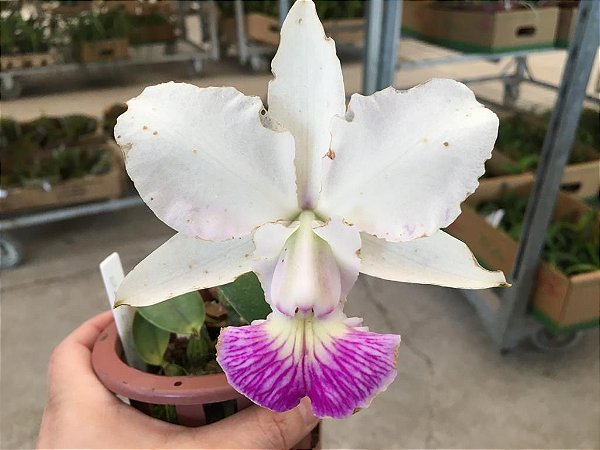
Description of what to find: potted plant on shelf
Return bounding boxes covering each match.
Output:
[482,108,600,198]
[446,182,599,349]
[92,0,507,444]
[66,8,130,63]
[126,11,177,45]
[0,114,122,213]
[219,0,365,51]
[0,6,54,70]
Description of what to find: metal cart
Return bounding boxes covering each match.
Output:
[0,1,221,99]
[230,0,289,72]
[363,0,599,351]
[231,0,364,71]
[0,1,222,267]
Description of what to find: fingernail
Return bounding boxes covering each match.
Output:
[298,398,319,426]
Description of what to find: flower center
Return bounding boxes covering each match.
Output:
[269,210,342,318]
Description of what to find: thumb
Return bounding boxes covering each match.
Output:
[199,398,319,449]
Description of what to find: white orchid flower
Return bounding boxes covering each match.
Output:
[114,0,506,419]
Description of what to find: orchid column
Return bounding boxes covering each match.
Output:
[114,0,506,419]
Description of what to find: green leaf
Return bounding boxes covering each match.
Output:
[138,291,205,334]
[132,313,170,366]
[213,272,271,323]
[163,363,187,376]
[149,404,178,424]
[186,334,207,366]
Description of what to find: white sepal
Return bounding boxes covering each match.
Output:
[359,230,507,289]
[116,233,255,307]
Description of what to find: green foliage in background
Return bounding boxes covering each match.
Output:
[494,109,600,175]
[478,190,600,276]
[550,108,600,150]
[0,115,109,188]
[66,9,129,43]
[102,103,128,137]
[0,6,49,54]
[127,11,170,26]
[217,0,365,19]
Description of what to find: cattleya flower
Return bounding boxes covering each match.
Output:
[115,0,506,418]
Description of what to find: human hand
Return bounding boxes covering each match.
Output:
[37,311,319,449]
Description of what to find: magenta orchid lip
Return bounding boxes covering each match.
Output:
[217,313,400,419]
[113,0,505,419]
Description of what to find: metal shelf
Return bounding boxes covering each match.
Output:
[0,1,222,265]
[0,193,144,269]
[363,0,599,350]
[0,1,220,99]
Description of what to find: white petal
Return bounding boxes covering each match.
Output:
[268,0,346,208]
[115,83,298,241]
[116,233,255,307]
[359,230,507,289]
[319,79,499,241]
[313,218,361,303]
[251,221,299,310]
[252,213,360,317]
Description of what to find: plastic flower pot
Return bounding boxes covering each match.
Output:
[91,320,319,448]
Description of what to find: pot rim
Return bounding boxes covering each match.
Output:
[92,320,245,405]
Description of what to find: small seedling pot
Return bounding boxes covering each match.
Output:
[92,320,319,448]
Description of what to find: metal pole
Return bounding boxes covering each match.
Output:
[497,0,600,347]
[234,0,249,64]
[206,0,220,60]
[362,0,384,95]
[376,0,402,91]
[279,0,290,26]
[177,0,188,40]
[0,197,144,232]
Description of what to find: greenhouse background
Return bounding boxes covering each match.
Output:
[1,0,599,448]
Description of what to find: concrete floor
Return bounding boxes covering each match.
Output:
[1,39,599,449]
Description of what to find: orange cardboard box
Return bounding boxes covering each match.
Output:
[448,181,600,330]
[403,2,559,53]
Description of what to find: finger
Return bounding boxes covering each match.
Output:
[48,311,118,403]
[63,310,114,350]
[198,398,319,449]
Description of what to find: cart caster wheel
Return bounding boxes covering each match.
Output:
[0,76,22,100]
[249,55,269,72]
[0,235,23,269]
[530,328,582,352]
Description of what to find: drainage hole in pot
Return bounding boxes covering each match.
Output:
[174,381,182,386]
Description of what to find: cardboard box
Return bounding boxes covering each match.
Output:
[447,182,600,330]
[129,23,176,45]
[485,147,600,199]
[0,52,53,71]
[220,13,280,47]
[0,141,124,213]
[484,110,600,199]
[220,13,364,47]
[77,39,129,63]
[402,0,434,37]
[322,18,364,46]
[403,2,559,53]
[555,6,578,48]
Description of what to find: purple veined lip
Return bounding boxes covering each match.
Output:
[217,314,401,419]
